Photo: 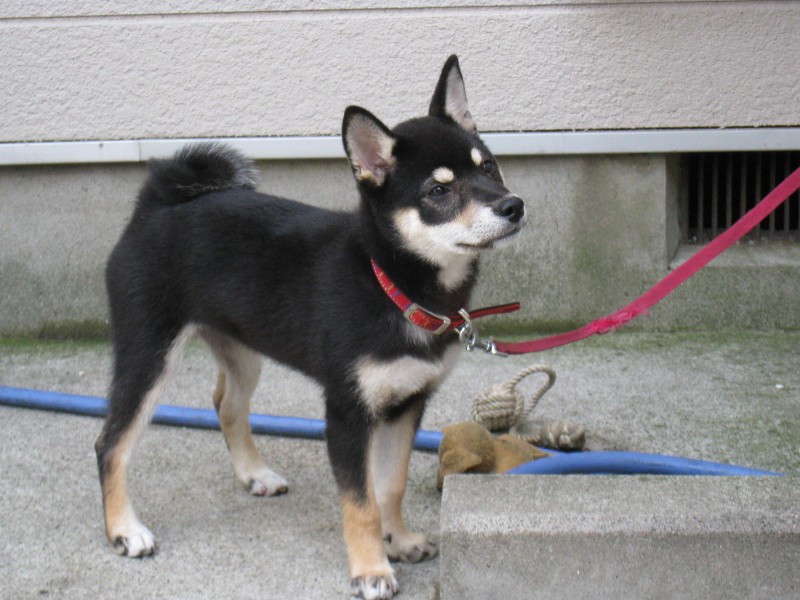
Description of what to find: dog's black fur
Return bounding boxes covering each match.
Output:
[96,55,524,599]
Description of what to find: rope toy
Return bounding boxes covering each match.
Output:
[471,363,586,450]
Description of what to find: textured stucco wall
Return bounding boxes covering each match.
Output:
[3,0,799,142]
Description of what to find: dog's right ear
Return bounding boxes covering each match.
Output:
[342,106,397,187]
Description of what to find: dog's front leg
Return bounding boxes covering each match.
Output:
[326,400,398,599]
[369,400,438,564]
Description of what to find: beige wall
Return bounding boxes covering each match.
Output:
[2,1,799,336]
[3,1,799,143]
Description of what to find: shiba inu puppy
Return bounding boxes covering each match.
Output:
[96,55,525,599]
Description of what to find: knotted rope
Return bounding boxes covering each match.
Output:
[471,363,586,450]
[471,364,556,431]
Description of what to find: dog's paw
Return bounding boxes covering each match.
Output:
[111,521,156,558]
[384,532,438,563]
[247,466,289,496]
[350,573,399,599]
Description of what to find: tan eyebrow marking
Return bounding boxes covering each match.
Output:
[432,167,455,184]
[470,148,483,167]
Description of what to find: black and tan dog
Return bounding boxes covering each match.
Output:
[95,55,525,599]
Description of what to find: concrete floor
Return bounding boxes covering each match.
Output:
[1,331,798,598]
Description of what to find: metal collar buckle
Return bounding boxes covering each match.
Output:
[455,309,507,357]
[403,303,452,335]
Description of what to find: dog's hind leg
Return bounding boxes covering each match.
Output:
[201,328,288,496]
[95,325,193,557]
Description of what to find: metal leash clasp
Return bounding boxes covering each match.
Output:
[455,309,508,357]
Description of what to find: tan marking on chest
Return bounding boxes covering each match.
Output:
[354,347,461,415]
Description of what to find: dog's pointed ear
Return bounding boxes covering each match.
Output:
[342,106,397,187]
[429,55,477,134]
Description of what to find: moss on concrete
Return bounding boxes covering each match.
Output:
[36,320,110,341]
[0,336,107,354]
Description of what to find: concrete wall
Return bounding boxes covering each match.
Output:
[2,154,664,335]
[3,153,799,337]
[2,1,800,336]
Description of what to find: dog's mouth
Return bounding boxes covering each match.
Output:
[457,226,523,251]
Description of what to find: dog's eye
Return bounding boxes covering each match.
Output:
[430,185,448,198]
[481,160,494,173]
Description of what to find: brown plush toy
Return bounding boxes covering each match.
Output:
[436,422,549,490]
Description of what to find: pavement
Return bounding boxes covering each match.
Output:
[1,330,799,599]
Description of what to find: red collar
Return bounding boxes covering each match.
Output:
[370,258,520,336]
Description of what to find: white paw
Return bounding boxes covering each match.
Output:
[247,467,289,496]
[385,532,438,563]
[350,573,399,599]
[111,520,156,558]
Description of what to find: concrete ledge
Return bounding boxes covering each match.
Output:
[440,475,800,599]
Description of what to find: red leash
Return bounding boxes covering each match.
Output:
[494,165,800,355]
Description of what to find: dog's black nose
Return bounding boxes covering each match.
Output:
[496,196,525,223]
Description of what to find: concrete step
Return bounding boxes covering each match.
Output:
[440,475,800,599]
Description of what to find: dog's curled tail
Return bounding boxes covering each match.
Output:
[137,142,257,209]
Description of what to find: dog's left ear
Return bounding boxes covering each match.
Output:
[429,55,477,134]
[342,106,397,187]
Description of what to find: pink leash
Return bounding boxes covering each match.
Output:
[492,165,800,355]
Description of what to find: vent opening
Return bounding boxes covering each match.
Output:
[682,151,800,244]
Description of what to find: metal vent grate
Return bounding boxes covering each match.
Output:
[683,151,800,244]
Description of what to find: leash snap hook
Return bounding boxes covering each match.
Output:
[456,309,476,349]
[456,309,507,357]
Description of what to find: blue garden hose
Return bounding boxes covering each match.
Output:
[506,449,781,476]
[0,385,782,476]
[0,385,441,450]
